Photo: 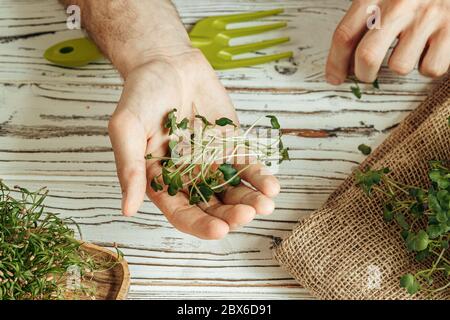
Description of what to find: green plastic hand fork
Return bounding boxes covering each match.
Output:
[44,9,293,70]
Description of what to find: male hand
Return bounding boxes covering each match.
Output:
[326,0,450,84]
[108,50,280,239]
[61,0,281,239]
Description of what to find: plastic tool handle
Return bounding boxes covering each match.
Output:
[44,38,102,67]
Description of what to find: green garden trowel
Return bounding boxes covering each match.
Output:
[44,9,293,70]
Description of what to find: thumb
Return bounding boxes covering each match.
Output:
[108,109,147,216]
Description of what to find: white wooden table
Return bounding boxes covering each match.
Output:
[0,0,435,299]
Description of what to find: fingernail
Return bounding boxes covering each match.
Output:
[326,73,342,85]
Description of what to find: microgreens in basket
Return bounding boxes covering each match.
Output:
[0,181,121,300]
[146,109,290,205]
[356,161,450,295]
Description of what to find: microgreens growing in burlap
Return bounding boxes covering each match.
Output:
[356,161,450,295]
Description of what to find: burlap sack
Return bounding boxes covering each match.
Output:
[273,74,450,300]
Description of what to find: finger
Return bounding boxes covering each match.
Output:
[325,1,370,85]
[195,75,239,124]
[221,184,275,216]
[234,163,280,198]
[355,4,412,82]
[147,161,230,240]
[198,200,256,230]
[419,28,450,78]
[109,109,147,217]
[388,11,440,75]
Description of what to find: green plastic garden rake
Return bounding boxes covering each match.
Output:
[44,9,293,70]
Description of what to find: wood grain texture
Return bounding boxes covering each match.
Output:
[0,0,437,299]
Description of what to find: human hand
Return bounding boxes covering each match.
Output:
[60,0,280,239]
[326,0,450,84]
[108,50,281,239]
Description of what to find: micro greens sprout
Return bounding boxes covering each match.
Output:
[349,77,380,99]
[356,160,450,296]
[0,181,122,300]
[146,109,290,205]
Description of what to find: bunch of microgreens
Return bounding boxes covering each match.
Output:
[0,181,120,300]
[356,160,450,296]
[146,109,289,205]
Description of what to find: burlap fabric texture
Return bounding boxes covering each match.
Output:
[273,74,450,300]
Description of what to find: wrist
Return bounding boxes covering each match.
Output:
[107,16,194,78]
[111,42,199,79]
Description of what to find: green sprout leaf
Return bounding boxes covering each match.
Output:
[409,202,425,218]
[218,163,241,186]
[358,144,372,155]
[414,230,429,251]
[350,80,362,99]
[355,167,387,195]
[383,204,394,222]
[189,195,201,205]
[177,118,189,130]
[189,183,214,204]
[280,148,290,163]
[400,274,421,295]
[197,183,214,201]
[168,140,178,151]
[351,86,362,99]
[215,117,236,127]
[415,248,429,262]
[195,115,212,127]
[395,214,409,231]
[162,167,172,185]
[427,224,444,239]
[400,230,409,240]
[168,174,182,196]
[164,108,178,135]
[441,239,449,249]
[150,178,163,192]
[372,78,380,89]
[409,188,425,202]
[266,115,281,129]
[167,184,178,196]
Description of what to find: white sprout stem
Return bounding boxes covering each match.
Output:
[211,153,267,163]
[176,135,216,177]
[201,148,219,179]
[221,117,263,162]
[244,115,265,137]
[193,182,209,205]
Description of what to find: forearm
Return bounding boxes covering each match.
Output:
[60,0,192,77]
